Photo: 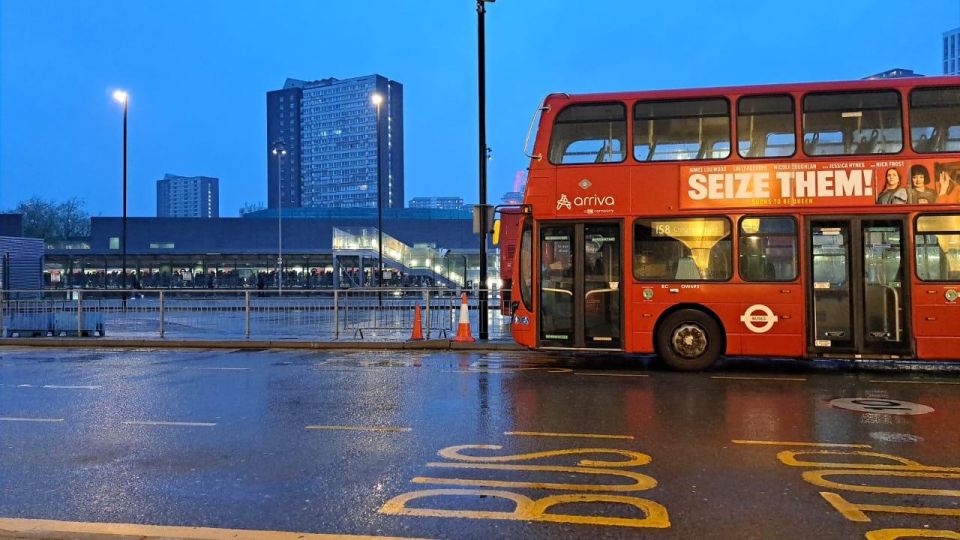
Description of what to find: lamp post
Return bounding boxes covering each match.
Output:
[272,142,287,295]
[371,92,384,295]
[113,90,128,293]
[477,0,495,340]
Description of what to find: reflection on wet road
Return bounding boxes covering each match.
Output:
[0,347,958,539]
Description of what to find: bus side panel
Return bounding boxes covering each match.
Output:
[912,287,960,360]
[626,285,804,357]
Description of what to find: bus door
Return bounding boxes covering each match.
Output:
[808,217,911,356]
[539,222,622,349]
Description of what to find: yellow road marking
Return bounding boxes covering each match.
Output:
[380,488,670,529]
[438,445,651,468]
[0,517,421,539]
[574,372,649,378]
[306,425,412,433]
[869,379,960,385]
[414,462,657,492]
[123,420,217,427]
[820,491,960,522]
[866,529,960,539]
[0,417,64,423]
[711,376,807,381]
[802,469,960,497]
[505,431,634,440]
[778,450,960,472]
[733,440,872,448]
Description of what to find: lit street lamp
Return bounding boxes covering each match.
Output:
[272,142,287,295]
[371,92,384,295]
[113,90,128,293]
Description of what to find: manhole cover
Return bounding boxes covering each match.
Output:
[830,398,934,415]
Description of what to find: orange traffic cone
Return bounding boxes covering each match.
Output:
[452,292,475,343]
[409,303,425,341]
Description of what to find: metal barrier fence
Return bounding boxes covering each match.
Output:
[0,288,512,342]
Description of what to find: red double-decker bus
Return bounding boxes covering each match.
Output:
[508,76,960,370]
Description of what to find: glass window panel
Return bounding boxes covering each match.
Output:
[737,95,796,158]
[910,87,960,153]
[802,91,903,156]
[633,98,731,162]
[738,217,798,281]
[549,103,627,164]
[915,215,960,281]
[633,218,732,281]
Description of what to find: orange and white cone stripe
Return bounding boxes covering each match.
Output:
[452,292,475,343]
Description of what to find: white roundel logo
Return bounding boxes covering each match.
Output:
[739,304,779,333]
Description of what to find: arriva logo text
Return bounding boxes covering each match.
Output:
[557,193,616,211]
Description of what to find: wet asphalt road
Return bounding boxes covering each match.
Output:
[0,347,958,539]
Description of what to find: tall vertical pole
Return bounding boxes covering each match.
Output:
[376,100,383,294]
[121,98,128,292]
[477,0,490,340]
[277,148,283,296]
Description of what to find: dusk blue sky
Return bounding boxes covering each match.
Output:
[2,1,958,217]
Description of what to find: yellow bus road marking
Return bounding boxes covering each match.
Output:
[574,372,649,378]
[819,491,960,522]
[732,440,872,448]
[869,379,960,385]
[505,431,634,440]
[866,529,960,540]
[711,376,807,381]
[0,517,423,540]
[122,420,217,427]
[306,425,412,433]
[414,462,657,492]
[0,417,64,423]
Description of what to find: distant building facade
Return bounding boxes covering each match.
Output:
[945,27,960,75]
[266,75,404,210]
[409,196,464,210]
[156,174,219,218]
[863,68,923,80]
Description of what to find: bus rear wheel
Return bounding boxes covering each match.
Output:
[656,309,722,371]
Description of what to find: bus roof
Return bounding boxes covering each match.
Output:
[543,76,960,105]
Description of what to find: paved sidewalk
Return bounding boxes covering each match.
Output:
[0,337,524,352]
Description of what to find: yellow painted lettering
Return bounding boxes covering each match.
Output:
[819,492,960,523]
[803,469,960,497]
[778,450,959,472]
[865,529,960,539]
[413,462,657,492]
[379,488,670,529]
[437,445,651,468]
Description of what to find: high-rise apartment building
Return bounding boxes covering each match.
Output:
[156,174,219,218]
[944,27,960,75]
[266,75,403,209]
[408,197,465,210]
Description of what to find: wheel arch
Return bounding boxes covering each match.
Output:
[652,303,728,357]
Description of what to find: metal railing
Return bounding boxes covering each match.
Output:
[0,288,513,342]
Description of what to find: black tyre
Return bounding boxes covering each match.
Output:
[655,309,723,371]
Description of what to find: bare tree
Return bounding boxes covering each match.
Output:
[6,197,90,241]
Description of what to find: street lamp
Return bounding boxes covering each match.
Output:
[477,0,495,339]
[272,141,287,295]
[113,90,128,293]
[371,93,384,293]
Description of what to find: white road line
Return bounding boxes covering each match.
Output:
[711,376,807,382]
[42,385,101,390]
[870,379,960,385]
[0,417,64,423]
[186,367,250,371]
[122,420,217,427]
[574,372,650,378]
[306,425,412,433]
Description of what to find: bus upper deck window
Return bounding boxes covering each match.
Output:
[910,87,960,154]
[548,103,627,165]
[802,90,902,156]
[633,98,731,162]
[737,95,796,159]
